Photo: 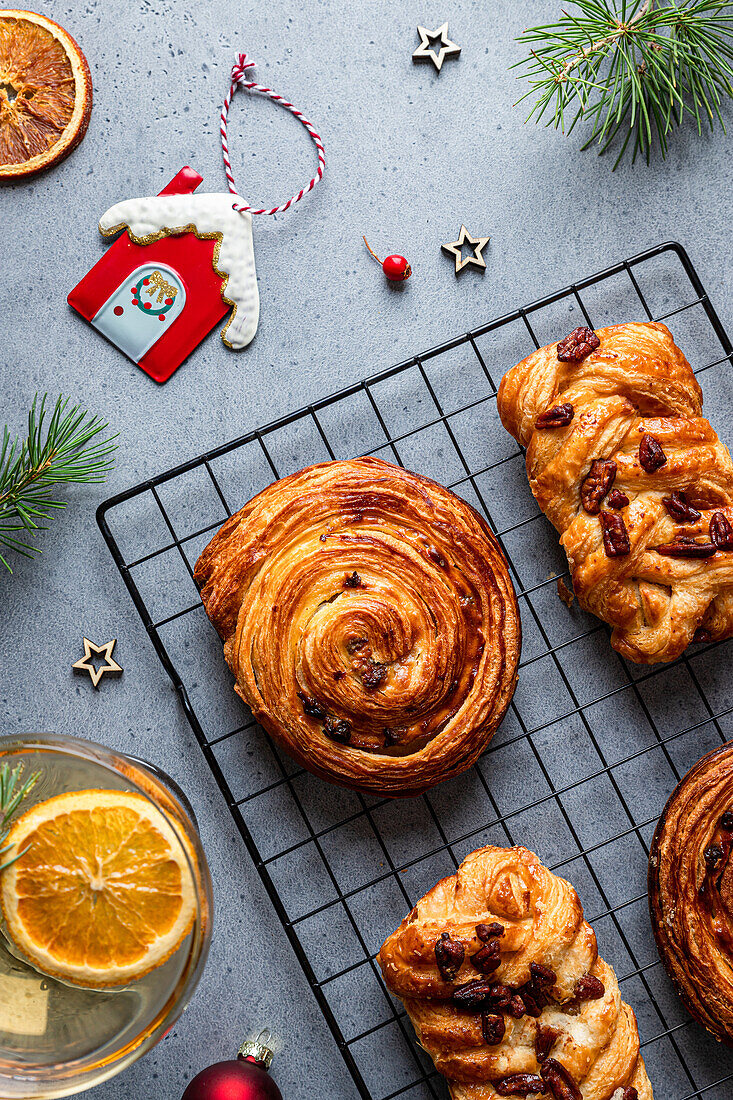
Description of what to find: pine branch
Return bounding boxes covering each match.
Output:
[0,763,40,873]
[0,395,117,572]
[513,0,733,166]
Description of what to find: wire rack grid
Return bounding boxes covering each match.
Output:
[98,241,733,1100]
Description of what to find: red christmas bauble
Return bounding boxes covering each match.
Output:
[181,1057,282,1100]
[382,254,411,281]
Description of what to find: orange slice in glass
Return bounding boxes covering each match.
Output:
[0,789,195,987]
[0,9,92,178]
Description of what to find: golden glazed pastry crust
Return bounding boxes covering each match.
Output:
[378,845,652,1100]
[497,322,733,664]
[649,742,733,1045]
[194,457,520,796]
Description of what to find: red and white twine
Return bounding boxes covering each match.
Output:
[220,53,325,216]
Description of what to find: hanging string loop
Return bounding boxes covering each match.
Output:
[220,52,325,216]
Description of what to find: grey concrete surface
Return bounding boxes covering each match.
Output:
[2,1,733,1098]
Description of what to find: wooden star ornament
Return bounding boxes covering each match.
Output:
[412,23,461,72]
[72,637,123,689]
[442,225,491,274]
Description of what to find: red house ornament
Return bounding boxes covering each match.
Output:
[67,166,259,384]
[69,53,324,384]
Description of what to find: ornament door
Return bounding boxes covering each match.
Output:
[91,263,187,364]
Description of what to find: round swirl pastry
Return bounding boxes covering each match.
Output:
[649,742,733,1044]
[497,321,733,664]
[379,845,653,1100]
[194,457,520,796]
[376,844,651,1100]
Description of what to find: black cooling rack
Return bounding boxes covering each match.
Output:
[98,241,733,1100]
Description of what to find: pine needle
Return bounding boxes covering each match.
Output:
[513,0,733,166]
[0,763,40,873]
[0,395,117,572]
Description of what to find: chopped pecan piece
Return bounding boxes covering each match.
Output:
[581,458,617,515]
[655,539,716,558]
[487,983,512,1008]
[452,978,494,1009]
[476,921,505,941]
[530,962,557,986]
[361,661,388,691]
[435,931,464,980]
[471,940,502,973]
[344,571,363,588]
[573,974,605,1002]
[638,433,667,473]
[621,1090,638,1100]
[662,490,701,523]
[496,1075,547,1097]
[600,512,631,557]
[323,715,352,743]
[704,844,724,870]
[535,1025,561,1063]
[506,993,526,1018]
[606,488,629,509]
[541,1059,581,1100]
[481,1011,506,1045]
[557,327,600,363]
[298,692,326,721]
[710,511,733,550]
[346,637,367,654]
[720,811,733,831]
[536,403,574,429]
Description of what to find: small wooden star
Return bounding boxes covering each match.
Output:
[72,637,123,689]
[412,23,461,72]
[441,225,491,274]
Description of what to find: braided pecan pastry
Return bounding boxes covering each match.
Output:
[194,457,520,796]
[497,322,733,663]
[649,742,733,1045]
[378,845,652,1099]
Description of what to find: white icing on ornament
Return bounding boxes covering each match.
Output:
[99,193,259,350]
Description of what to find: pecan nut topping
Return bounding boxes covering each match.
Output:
[621,1090,639,1100]
[720,811,733,831]
[704,844,724,870]
[541,1059,582,1100]
[580,458,617,514]
[496,1075,547,1097]
[535,403,574,429]
[638,433,667,473]
[434,931,464,980]
[662,490,701,523]
[573,974,605,1001]
[471,940,502,973]
[486,982,512,1008]
[344,571,363,588]
[452,978,494,1009]
[476,921,505,941]
[535,1025,561,1063]
[606,488,629,509]
[710,510,733,550]
[506,993,526,1018]
[481,1011,506,1045]
[530,961,557,986]
[557,327,600,363]
[600,511,631,557]
[655,539,716,558]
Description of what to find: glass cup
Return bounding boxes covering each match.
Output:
[0,733,213,1098]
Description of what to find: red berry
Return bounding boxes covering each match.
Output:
[382,254,411,281]
[144,302,152,309]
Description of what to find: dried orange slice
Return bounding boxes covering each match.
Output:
[0,789,195,987]
[0,10,92,178]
